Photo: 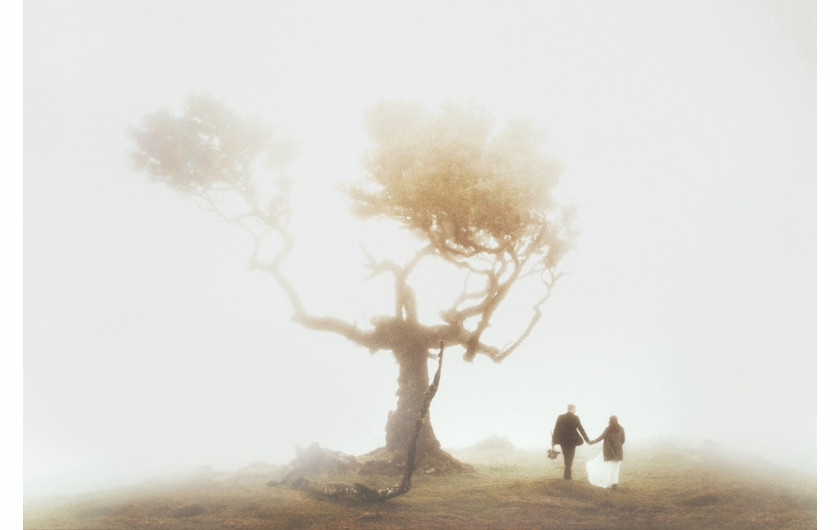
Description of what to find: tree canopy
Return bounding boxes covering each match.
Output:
[129,95,575,363]
[348,101,574,360]
[352,101,562,258]
[130,95,275,193]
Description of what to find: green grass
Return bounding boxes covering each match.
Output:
[23,443,816,529]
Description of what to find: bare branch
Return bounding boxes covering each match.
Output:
[361,245,434,323]
[492,269,560,362]
[293,313,379,351]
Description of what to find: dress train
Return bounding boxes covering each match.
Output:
[586,451,621,488]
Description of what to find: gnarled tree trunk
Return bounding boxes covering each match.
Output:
[374,342,465,472]
[286,344,452,502]
[387,346,437,454]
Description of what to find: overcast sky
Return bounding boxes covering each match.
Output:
[23,0,817,497]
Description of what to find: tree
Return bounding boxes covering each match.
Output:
[129,95,576,472]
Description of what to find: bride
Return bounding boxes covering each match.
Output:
[586,415,625,489]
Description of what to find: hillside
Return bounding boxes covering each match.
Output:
[23,441,816,529]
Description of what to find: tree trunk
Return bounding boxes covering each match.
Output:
[386,345,438,456]
[284,346,448,502]
[380,344,465,472]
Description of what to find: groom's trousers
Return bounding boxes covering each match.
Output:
[560,443,576,480]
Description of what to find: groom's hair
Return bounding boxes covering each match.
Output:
[567,404,576,412]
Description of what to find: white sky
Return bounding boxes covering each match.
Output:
[22,0,820,498]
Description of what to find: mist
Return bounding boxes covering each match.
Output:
[23,0,816,499]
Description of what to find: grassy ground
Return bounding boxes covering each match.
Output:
[23,443,816,529]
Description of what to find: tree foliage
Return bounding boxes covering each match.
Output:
[129,95,575,364]
[351,101,562,259]
[130,95,275,193]
[348,101,575,360]
[129,94,297,260]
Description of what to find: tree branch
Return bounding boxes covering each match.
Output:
[492,269,560,362]
[292,313,379,350]
[360,245,432,324]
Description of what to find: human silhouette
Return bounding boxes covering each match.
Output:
[551,404,590,480]
[587,415,626,489]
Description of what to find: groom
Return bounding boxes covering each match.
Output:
[552,404,590,480]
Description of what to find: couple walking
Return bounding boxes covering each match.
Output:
[551,404,625,489]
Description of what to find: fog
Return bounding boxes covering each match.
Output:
[23,0,816,499]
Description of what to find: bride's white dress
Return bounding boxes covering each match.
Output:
[586,451,621,488]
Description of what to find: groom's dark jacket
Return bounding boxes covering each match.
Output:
[552,412,590,447]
